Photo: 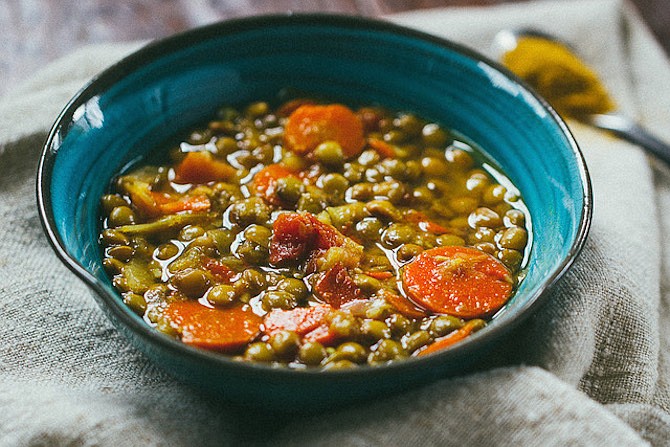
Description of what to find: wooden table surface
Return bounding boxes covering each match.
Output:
[2,0,669,98]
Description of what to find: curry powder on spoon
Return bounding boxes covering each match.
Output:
[502,36,616,119]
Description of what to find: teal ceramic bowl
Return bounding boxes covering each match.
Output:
[37,14,591,410]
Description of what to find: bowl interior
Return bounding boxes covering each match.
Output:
[39,15,590,403]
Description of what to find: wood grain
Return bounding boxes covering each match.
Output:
[1,0,668,97]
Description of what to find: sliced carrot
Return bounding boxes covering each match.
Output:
[314,263,364,308]
[164,301,262,352]
[122,179,161,218]
[252,164,299,206]
[365,271,394,280]
[402,246,514,319]
[173,151,236,184]
[156,194,211,214]
[263,303,333,337]
[368,137,396,159]
[416,319,485,356]
[284,104,365,157]
[378,289,428,319]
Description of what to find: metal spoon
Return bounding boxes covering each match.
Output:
[493,29,670,165]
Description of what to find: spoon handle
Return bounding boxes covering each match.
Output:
[589,113,670,165]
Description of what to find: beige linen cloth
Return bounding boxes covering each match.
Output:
[2,0,670,445]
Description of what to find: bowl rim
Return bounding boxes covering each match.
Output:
[36,12,593,379]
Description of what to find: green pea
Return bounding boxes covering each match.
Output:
[322,359,357,370]
[394,113,422,137]
[240,269,267,295]
[368,339,407,364]
[383,129,407,145]
[229,197,271,226]
[236,239,268,265]
[436,234,465,247]
[207,284,237,306]
[214,136,238,156]
[404,160,422,181]
[269,330,300,358]
[373,181,406,205]
[172,268,210,298]
[381,224,415,248]
[262,290,297,311]
[430,315,464,337]
[299,341,327,365]
[412,187,434,205]
[207,229,236,254]
[155,242,179,260]
[103,258,125,275]
[482,184,507,205]
[245,101,269,118]
[365,200,402,221]
[403,330,432,353]
[101,229,130,247]
[101,194,129,215]
[326,202,369,229]
[352,274,382,294]
[123,292,147,315]
[244,342,274,362]
[397,243,424,261]
[421,157,449,177]
[358,149,381,167]
[449,196,478,215]
[276,277,309,301]
[421,123,449,147]
[387,313,411,336]
[108,245,134,262]
[187,128,212,145]
[328,342,367,364]
[360,319,391,342]
[445,148,474,170]
[179,225,205,242]
[320,173,349,196]
[378,159,406,179]
[342,162,365,183]
[356,217,383,241]
[468,227,496,244]
[329,312,359,339]
[282,152,307,172]
[474,242,496,255]
[297,190,328,214]
[498,227,528,250]
[498,248,523,271]
[469,207,503,228]
[314,141,345,167]
[505,209,526,227]
[347,183,374,201]
[244,224,272,248]
[276,176,305,204]
[108,206,136,227]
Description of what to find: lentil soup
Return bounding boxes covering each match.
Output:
[99,97,531,370]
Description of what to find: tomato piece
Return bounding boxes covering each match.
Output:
[164,301,262,352]
[284,104,365,157]
[402,246,514,318]
[252,164,298,206]
[202,258,236,283]
[268,212,346,265]
[404,210,451,234]
[263,303,333,336]
[314,263,364,309]
[303,323,337,346]
[173,151,236,184]
[365,271,394,280]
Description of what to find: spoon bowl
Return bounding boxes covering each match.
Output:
[494,28,670,164]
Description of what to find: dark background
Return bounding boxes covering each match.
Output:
[2,0,668,97]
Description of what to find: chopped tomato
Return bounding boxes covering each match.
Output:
[365,271,394,280]
[314,263,364,309]
[156,194,211,214]
[202,258,236,283]
[173,151,236,184]
[402,246,514,319]
[404,210,450,234]
[284,104,365,157]
[268,212,345,265]
[303,323,337,346]
[164,301,262,352]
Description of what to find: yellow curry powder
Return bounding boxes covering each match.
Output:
[502,36,616,119]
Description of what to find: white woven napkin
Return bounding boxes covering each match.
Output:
[1,0,670,445]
